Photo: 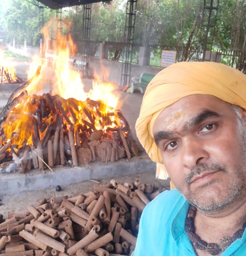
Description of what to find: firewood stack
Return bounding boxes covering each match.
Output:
[0,179,164,256]
[0,89,139,173]
[0,65,22,84]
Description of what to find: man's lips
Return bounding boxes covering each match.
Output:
[190,170,220,186]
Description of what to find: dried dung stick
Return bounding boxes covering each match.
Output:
[115,243,123,254]
[37,142,44,170]
[135,189,150,205]
[34,221,60,238]
[113,223,122,243]
[35,230,65,253]
[0,235,10,251]
[0,217,17,229]
[19,230,47,251]
[115,195,128,211]
[60,126,65,165]
[53,128,60,164]
[67,231,99,255]
[28,206,40,219]
[25,224,35,232]
[103,191,111,220]
[131,207,137,231]
[86,200,97,215]
[132,196,145,212]
[108,211,119,232]
[119,228,137,246]
[5,244,25,253]
[94,248,109,256]
[72,206,89,220]
[85,232,113,252]
[115,190,136,207]
[59,230,70,243]
[70,213,87,227]
[117,184,130,196]
[76,249,88,256]
[118,130,131,159]
[0,140,11,154]
[47,140,54,167]
[31,146,39,169]
[75,195,85,206]
[68,130,78,166]
[1,250,34,256]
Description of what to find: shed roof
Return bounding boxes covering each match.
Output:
[36,0,111,9]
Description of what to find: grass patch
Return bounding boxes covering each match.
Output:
[3,49,30,61]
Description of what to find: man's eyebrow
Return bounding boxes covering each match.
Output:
[154,109,221,146]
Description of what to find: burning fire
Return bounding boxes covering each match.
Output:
[0,19,137,173]
[0,47,20,84]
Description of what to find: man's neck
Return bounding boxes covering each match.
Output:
[194,197,246,243]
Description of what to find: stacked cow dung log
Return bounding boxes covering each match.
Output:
[0,179,165,256]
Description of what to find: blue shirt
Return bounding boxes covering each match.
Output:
[132,189,246,256]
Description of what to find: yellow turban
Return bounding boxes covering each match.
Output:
[135,62,246,179]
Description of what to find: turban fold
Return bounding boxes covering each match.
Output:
[135,62,246,179]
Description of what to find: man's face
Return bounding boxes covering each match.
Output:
[153,94,246,213]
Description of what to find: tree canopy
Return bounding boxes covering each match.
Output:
[1,0,245,59]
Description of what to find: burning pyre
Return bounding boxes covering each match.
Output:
[0,48,23,84]
[0,21,139,174]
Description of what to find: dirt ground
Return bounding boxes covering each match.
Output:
[0,172,170,219]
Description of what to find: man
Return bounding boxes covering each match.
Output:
[133,62,246,256]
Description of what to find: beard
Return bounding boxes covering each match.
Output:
[179,119,246,213]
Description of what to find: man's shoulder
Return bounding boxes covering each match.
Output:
[143,189,186,221]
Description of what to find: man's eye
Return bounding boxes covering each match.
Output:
[200,124,215,133]
[165,141,177,151]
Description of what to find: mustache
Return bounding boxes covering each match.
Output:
[185,163,226,185]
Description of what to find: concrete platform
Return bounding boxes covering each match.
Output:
[0,154,155,195]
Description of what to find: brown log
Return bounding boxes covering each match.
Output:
[84,193,98,206]
[67,231,99,255]
[108,211,119,232]
[134,179,141,188]
[45,217,62,228]
[53,128,60,164]
[115,195,128,211]
[77,148,92,165]
[72,206,89,221]
[113,223,122,244]
[34,250,44,256]
[34,230,65,253]
[18,215,34,225]
[94,248,109,256]
[0,250,34,256]
[59,230,70,243]
[117,184,130,196]
[68,130,78,166]
[89,130,103,141]
[84,232,113,252]
[131,207,137,232]
[119,228,137,246]
[149,189,160,200]
[28,206,41,219]
[51,249,58,256]
[115,243,123,254]
[76,249,88,256]
[135,189,150,205]
[105,242,114,252]
[60,126,65,165]
[86,200,97,215]
[0,140,11,155]
[7,223,25,235]
[118,130,131,159]
[75,195,85,206]
[19,230,47,251]
[75,130,81,147]
[132,196,145,212]
[0,235,10,251]
[34,221,60,238]
[47,140,54,167]
[64,222,75,240]
[70,213,87,227]
[115,190,136,207]
[19,146,30,173]
[37,142,44,170]
[5,244,25,253]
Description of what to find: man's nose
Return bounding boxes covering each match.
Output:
[181,137,209,169]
